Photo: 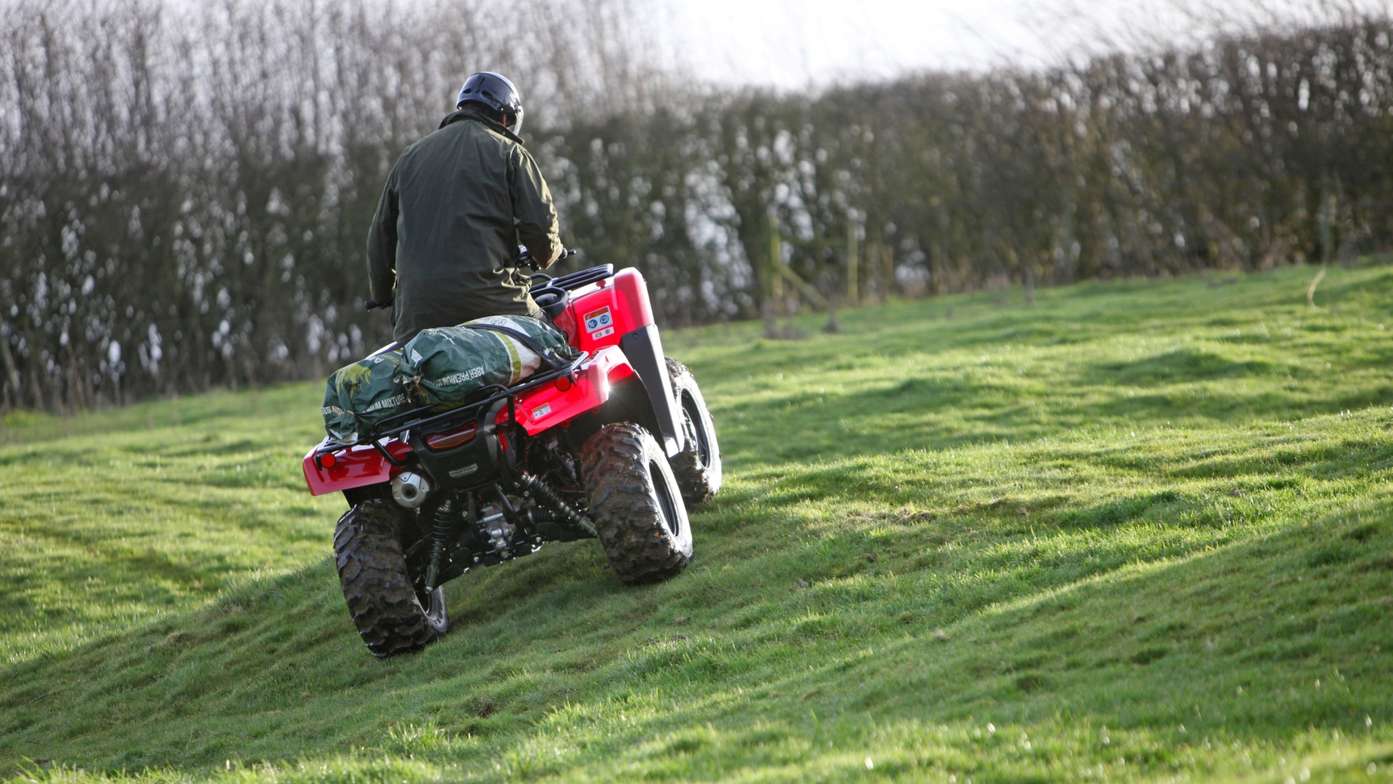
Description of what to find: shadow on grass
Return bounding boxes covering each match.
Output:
[1077,384,1393,429]
[1084,348,1274,386]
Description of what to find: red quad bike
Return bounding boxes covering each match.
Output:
[301,261,722,657]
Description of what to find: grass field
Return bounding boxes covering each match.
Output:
[3,263,1393,782]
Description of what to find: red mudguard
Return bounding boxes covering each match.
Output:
[512,345,634,435]
[565,267,655,351]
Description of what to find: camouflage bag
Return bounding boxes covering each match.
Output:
[403,315,576,409]
[321,349,413,443]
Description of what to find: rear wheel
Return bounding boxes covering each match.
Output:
[665,358,722,506]
[333,500,448,657]
[581,422,692,583]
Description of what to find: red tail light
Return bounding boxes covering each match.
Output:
[425,423,478,451]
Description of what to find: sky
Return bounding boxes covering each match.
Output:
[656,0,1379,88]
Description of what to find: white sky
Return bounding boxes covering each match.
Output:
[656,0,1383,88]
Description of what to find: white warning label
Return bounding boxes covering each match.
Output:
[583,306,613,336]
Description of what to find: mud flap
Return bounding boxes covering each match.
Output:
[619,325,685,457]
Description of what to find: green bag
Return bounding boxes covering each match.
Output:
[403,315,576,409]
[320,349,413,443]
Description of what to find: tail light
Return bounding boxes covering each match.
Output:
[424,423,478,451]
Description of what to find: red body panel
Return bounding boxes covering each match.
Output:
[513,345,633,435]
[565,268,655,354]
[303,439,412,496]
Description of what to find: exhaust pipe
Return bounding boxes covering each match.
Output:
[391,471,431,509]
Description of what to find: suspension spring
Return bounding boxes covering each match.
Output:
[517,472,597,537]
[424,497,455,591]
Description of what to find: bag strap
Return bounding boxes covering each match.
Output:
[458,323,569,369]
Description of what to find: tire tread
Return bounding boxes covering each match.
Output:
[581,423,692,584]
[333,500,444,657]
[665,358,722,506]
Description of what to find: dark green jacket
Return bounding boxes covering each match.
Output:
[367,108,564,342]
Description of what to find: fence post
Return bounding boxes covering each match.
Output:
[769,215,784,315]
[846,220,859,306]
[763,213,781,337]
[881,243,894,303]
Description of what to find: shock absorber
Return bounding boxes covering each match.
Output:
[424,496,457,591]
[516,472,597,537]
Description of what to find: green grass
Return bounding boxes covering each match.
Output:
[4,263,1393,782]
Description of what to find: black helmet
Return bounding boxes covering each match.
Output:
[456,72,524,134]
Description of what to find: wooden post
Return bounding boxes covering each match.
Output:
[0,336,22,411]
[769,216,784,315]
[763,214,780,337]
[881,243,894,303]
[1318,186,1336,264]
[846,221,859,307]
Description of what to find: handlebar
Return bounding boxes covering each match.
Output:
[515,246,580,271]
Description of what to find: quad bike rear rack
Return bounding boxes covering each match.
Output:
[313,350,591,470]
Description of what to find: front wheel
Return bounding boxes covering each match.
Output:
[666,358,722,506]
[581,423,692,583]
[333,500,448,657]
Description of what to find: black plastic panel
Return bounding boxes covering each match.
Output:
[619,325,684,457]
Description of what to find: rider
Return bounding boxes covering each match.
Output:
[367,72,565,343]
